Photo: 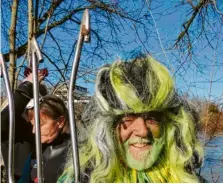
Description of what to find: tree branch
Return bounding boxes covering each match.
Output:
[9,0,19,90]
[173,0,206,47]
[38,0,64,25]
[42,51,68,91]
[27,0,33,62]
[3,5,95,61]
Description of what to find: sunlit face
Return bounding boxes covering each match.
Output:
[29,111,64,144]
[116,112,164,171]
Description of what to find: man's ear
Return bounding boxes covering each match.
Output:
[57,116,65,128]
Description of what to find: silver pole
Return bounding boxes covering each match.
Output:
[30,37,44,182]
[0,53,15,183]
[68,9,90,183]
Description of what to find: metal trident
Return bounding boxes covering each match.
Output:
[0,53,15,183]
[1,37,44,182]
[1,8,90,184]
[68,9,90,182]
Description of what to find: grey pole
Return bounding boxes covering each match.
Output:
[0,54,15,183]
[68,9,90,183]
[30,37,44,182]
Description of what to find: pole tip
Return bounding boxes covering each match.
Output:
[81,9,91,42]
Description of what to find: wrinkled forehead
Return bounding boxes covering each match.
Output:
[115,111,164,121]
[23,109,51,123]
[124,111,164,118]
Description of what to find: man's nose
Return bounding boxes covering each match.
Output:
[132,117,149,137]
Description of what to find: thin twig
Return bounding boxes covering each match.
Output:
[40,13,51,50]
[149,9,173,72]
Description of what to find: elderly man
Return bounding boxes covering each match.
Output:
[58,55,204,183]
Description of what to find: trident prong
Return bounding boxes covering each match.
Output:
[29,36,44,182]
[82,9,90,42]
[0,53,15,183]
[31,37,44,62]
[68,9,90,183]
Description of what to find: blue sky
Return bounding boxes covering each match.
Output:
[78,1,223,105]
[1,1,223,105]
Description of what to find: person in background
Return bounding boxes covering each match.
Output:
[58,55,204,183]
[1,71,70,182]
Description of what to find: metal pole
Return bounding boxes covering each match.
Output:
[30,37,44,182]
[0,54,15,183]
[68,9,90,183]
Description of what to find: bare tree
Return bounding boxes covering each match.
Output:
[1,1,223,181]
[2,0,154,92]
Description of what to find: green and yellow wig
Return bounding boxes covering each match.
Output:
[58,55,203,183]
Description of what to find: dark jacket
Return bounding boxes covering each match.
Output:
[1,81,70,182]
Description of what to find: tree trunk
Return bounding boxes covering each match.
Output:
[9,0,19,90]
[27,0,33,63]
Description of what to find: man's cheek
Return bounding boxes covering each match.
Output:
[154,127,161,138]
[117,127,130,143]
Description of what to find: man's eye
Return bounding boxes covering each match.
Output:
[121,119,132,124]
[119,117,135,128]
[150,117,157,121]
[146,119,158,125]
[122,117,135,122]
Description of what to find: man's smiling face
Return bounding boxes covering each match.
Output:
[116,112,164,171]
